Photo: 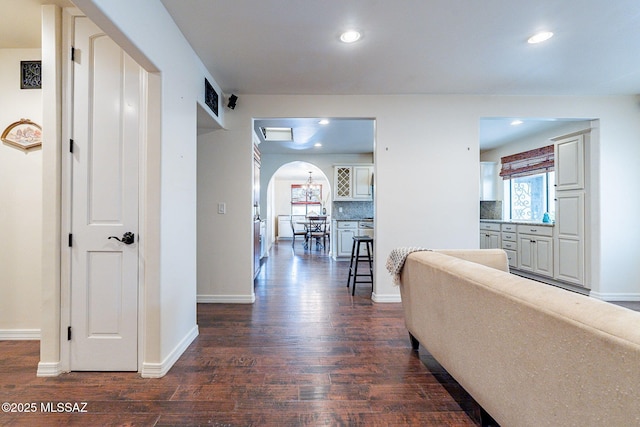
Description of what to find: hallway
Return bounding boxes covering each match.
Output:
[0,240,481,426]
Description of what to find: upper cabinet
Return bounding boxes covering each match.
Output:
[554,133,584,191]
[334,165,373,201]
[353,166,374,199]
[480,161,499,200]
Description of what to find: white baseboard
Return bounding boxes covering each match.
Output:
[589,291,640,302]
[37,361,62,377]
[197,294,256,304]
[140,324,199,378]
[371,292,401,303]
[0,329,40,340]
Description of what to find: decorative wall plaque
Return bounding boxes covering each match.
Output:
[21,61,42,89]
[1,119,42,150]
[204,78,218,116]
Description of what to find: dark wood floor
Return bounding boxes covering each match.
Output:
[0,240,483,426]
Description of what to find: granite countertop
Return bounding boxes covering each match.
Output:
[480,219,555,227]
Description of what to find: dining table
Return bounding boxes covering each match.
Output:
[296,216,328,249]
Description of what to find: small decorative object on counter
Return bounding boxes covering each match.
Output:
[542,212,550,223]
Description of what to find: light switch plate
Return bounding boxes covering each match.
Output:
[218,203,226,214]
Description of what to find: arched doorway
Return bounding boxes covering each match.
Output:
[264,161,331,254]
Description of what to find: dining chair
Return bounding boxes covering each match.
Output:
[290,217,308,247]
[307,216,328,249]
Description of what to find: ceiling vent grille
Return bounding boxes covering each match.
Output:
[261,127,293,141]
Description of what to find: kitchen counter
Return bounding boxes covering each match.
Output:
[333,217,374,221]
[480,219,554,227]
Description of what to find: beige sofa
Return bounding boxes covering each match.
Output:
[398,249,640,427]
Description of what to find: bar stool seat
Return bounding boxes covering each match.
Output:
[347,236,373,296]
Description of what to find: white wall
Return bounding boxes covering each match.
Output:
[0,48,42,339]
[198,94,640,303]
[197,124,253,302]
[40,4,63,373]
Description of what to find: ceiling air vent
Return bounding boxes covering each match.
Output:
[261,127,293,141]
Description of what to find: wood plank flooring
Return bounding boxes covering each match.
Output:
[0,240,483,426]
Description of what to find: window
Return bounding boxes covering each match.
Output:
[503,171,555,221]
[500,145,555,222]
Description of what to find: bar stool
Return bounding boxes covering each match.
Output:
[347,236,374,296]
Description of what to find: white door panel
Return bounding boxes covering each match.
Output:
[70,16,140,371]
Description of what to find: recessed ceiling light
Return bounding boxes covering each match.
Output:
[511,119,523,126]
[340,30,361,43]
[527,31,554,44]
[314,143,322,147]
[319,119,330,125]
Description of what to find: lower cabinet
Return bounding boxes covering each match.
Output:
[480,231,500,249]
[481,220,588,289]
[334,220,373,259]
[480,222,501,249]
[336,221,358,258]
[554,191,585,286]
[517,226,554,277]
[277,215,292,239]
[337,228,356,257]
[501,226,518,268]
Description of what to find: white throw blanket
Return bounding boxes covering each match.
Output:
[386,247,431,285]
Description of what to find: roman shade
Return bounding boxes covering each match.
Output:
[500,144,554,179]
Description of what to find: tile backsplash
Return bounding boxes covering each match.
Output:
[333,201,374,220]
[480,200,502,220]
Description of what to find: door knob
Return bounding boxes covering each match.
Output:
[108,232,135,245]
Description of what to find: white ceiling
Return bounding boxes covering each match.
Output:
[4,1,638,153]
[161,0,638,153]
[161,0,640,96]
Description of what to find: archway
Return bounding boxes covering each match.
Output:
[264,161,331,254]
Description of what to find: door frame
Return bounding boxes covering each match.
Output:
[59,8,148,373]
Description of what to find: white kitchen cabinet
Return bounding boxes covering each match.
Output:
[480,222,501,249]
[554,191,585,286]
[277,215,292,239]
[554,133,584,191]
[357,221,374,256]
[517,225,554,277]
[353,166,373,199]
[333,220,373,258]
[278,215,307,239]
[334,166,352,200]
[501,224,517,268]
[480,161,499,200]
[480,231,500,250]
[333,165,373,201]
[552,130,588,288]
[502,242,517,268]
[336,221,358,257]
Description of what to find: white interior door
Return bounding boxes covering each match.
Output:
[70,16,141,371]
